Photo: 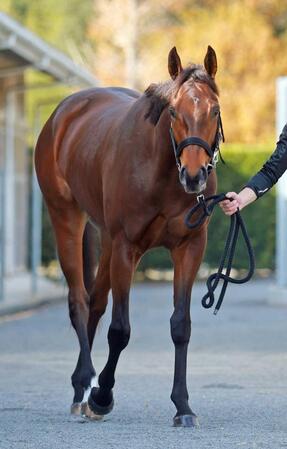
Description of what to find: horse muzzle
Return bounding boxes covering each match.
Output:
[179,166,208,193]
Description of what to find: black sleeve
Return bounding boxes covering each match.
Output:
[245,123,287,198]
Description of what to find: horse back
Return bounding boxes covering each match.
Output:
[54,87,139,148]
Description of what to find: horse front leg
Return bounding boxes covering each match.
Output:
[79,232,112,418]
[88,233,139,416]
[170,230,207,427]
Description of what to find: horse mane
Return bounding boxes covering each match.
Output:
[144,64,219,126]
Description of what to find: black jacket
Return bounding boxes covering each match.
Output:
[246,123,287,197]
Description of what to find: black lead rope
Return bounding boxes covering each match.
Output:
[185,194,255,315]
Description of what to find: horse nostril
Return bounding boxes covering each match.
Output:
[180,166,186,176]
[179,166,186,182]
[178,165,208,193]
[200,166,208,180]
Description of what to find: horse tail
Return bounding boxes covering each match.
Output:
[83,221,110,340]
[82,220,100,294]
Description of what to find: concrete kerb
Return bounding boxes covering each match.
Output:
[0,294,65,317]
[0,272,66,317]
[267,283,287,307]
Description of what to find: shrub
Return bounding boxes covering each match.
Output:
[206,144,276,269]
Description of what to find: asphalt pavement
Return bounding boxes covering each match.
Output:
[0,281,287,449]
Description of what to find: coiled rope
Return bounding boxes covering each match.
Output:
[185,193,255,315]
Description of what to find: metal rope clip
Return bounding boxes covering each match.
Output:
[197,194,205,204]
[197,194,211,216]
[212,151,219,166]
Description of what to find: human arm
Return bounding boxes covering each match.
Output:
[220,123,287,215]
[245,123,287,198]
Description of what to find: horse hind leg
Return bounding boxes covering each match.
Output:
[46,201,96,415]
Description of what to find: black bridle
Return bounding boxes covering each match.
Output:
[169,113,225,173]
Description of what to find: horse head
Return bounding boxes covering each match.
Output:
[145,45,224,194]
[168,46,222,193]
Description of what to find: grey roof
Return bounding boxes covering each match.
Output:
[0,11,98,86]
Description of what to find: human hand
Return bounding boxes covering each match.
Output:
[219,188,257,216]
[219,192,242,216]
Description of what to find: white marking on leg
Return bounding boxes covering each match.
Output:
[82,375,98,403]
[91,375,98,388]
[81,375,103,420]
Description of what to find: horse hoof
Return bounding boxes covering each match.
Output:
[173,414,199,428]
[81,402,103,421]
[70,402,82,416]
[88,387,114,416]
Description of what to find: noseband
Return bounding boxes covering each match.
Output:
[169,113,225,173]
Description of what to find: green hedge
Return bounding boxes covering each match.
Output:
[41,144,276,270]
[205,144,276,269]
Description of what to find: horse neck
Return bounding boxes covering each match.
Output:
[127,95,176,173]
[153,110,177,173]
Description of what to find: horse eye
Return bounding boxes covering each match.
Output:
[213,108,219,117]
[169,106,177,119]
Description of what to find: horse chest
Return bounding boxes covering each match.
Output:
[134,212,195,251]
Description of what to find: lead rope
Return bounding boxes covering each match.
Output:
[185,194,255,315]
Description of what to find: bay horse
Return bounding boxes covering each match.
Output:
[35,46,223,427]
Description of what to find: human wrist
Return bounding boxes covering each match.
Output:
[238,187,257,209]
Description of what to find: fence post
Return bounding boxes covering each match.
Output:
[276,77,287,287]
[31,107,43,297]
[0,168,4,301]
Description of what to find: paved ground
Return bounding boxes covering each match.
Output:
[0,281,287,449]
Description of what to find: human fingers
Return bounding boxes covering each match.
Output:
[225,192,239,201]
[219,192,239,215]
[219,204,238,215]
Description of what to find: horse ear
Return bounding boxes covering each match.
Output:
[204,45,217,79]
[168,47,183,80]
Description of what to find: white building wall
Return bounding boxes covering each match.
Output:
[0,74,28,275]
